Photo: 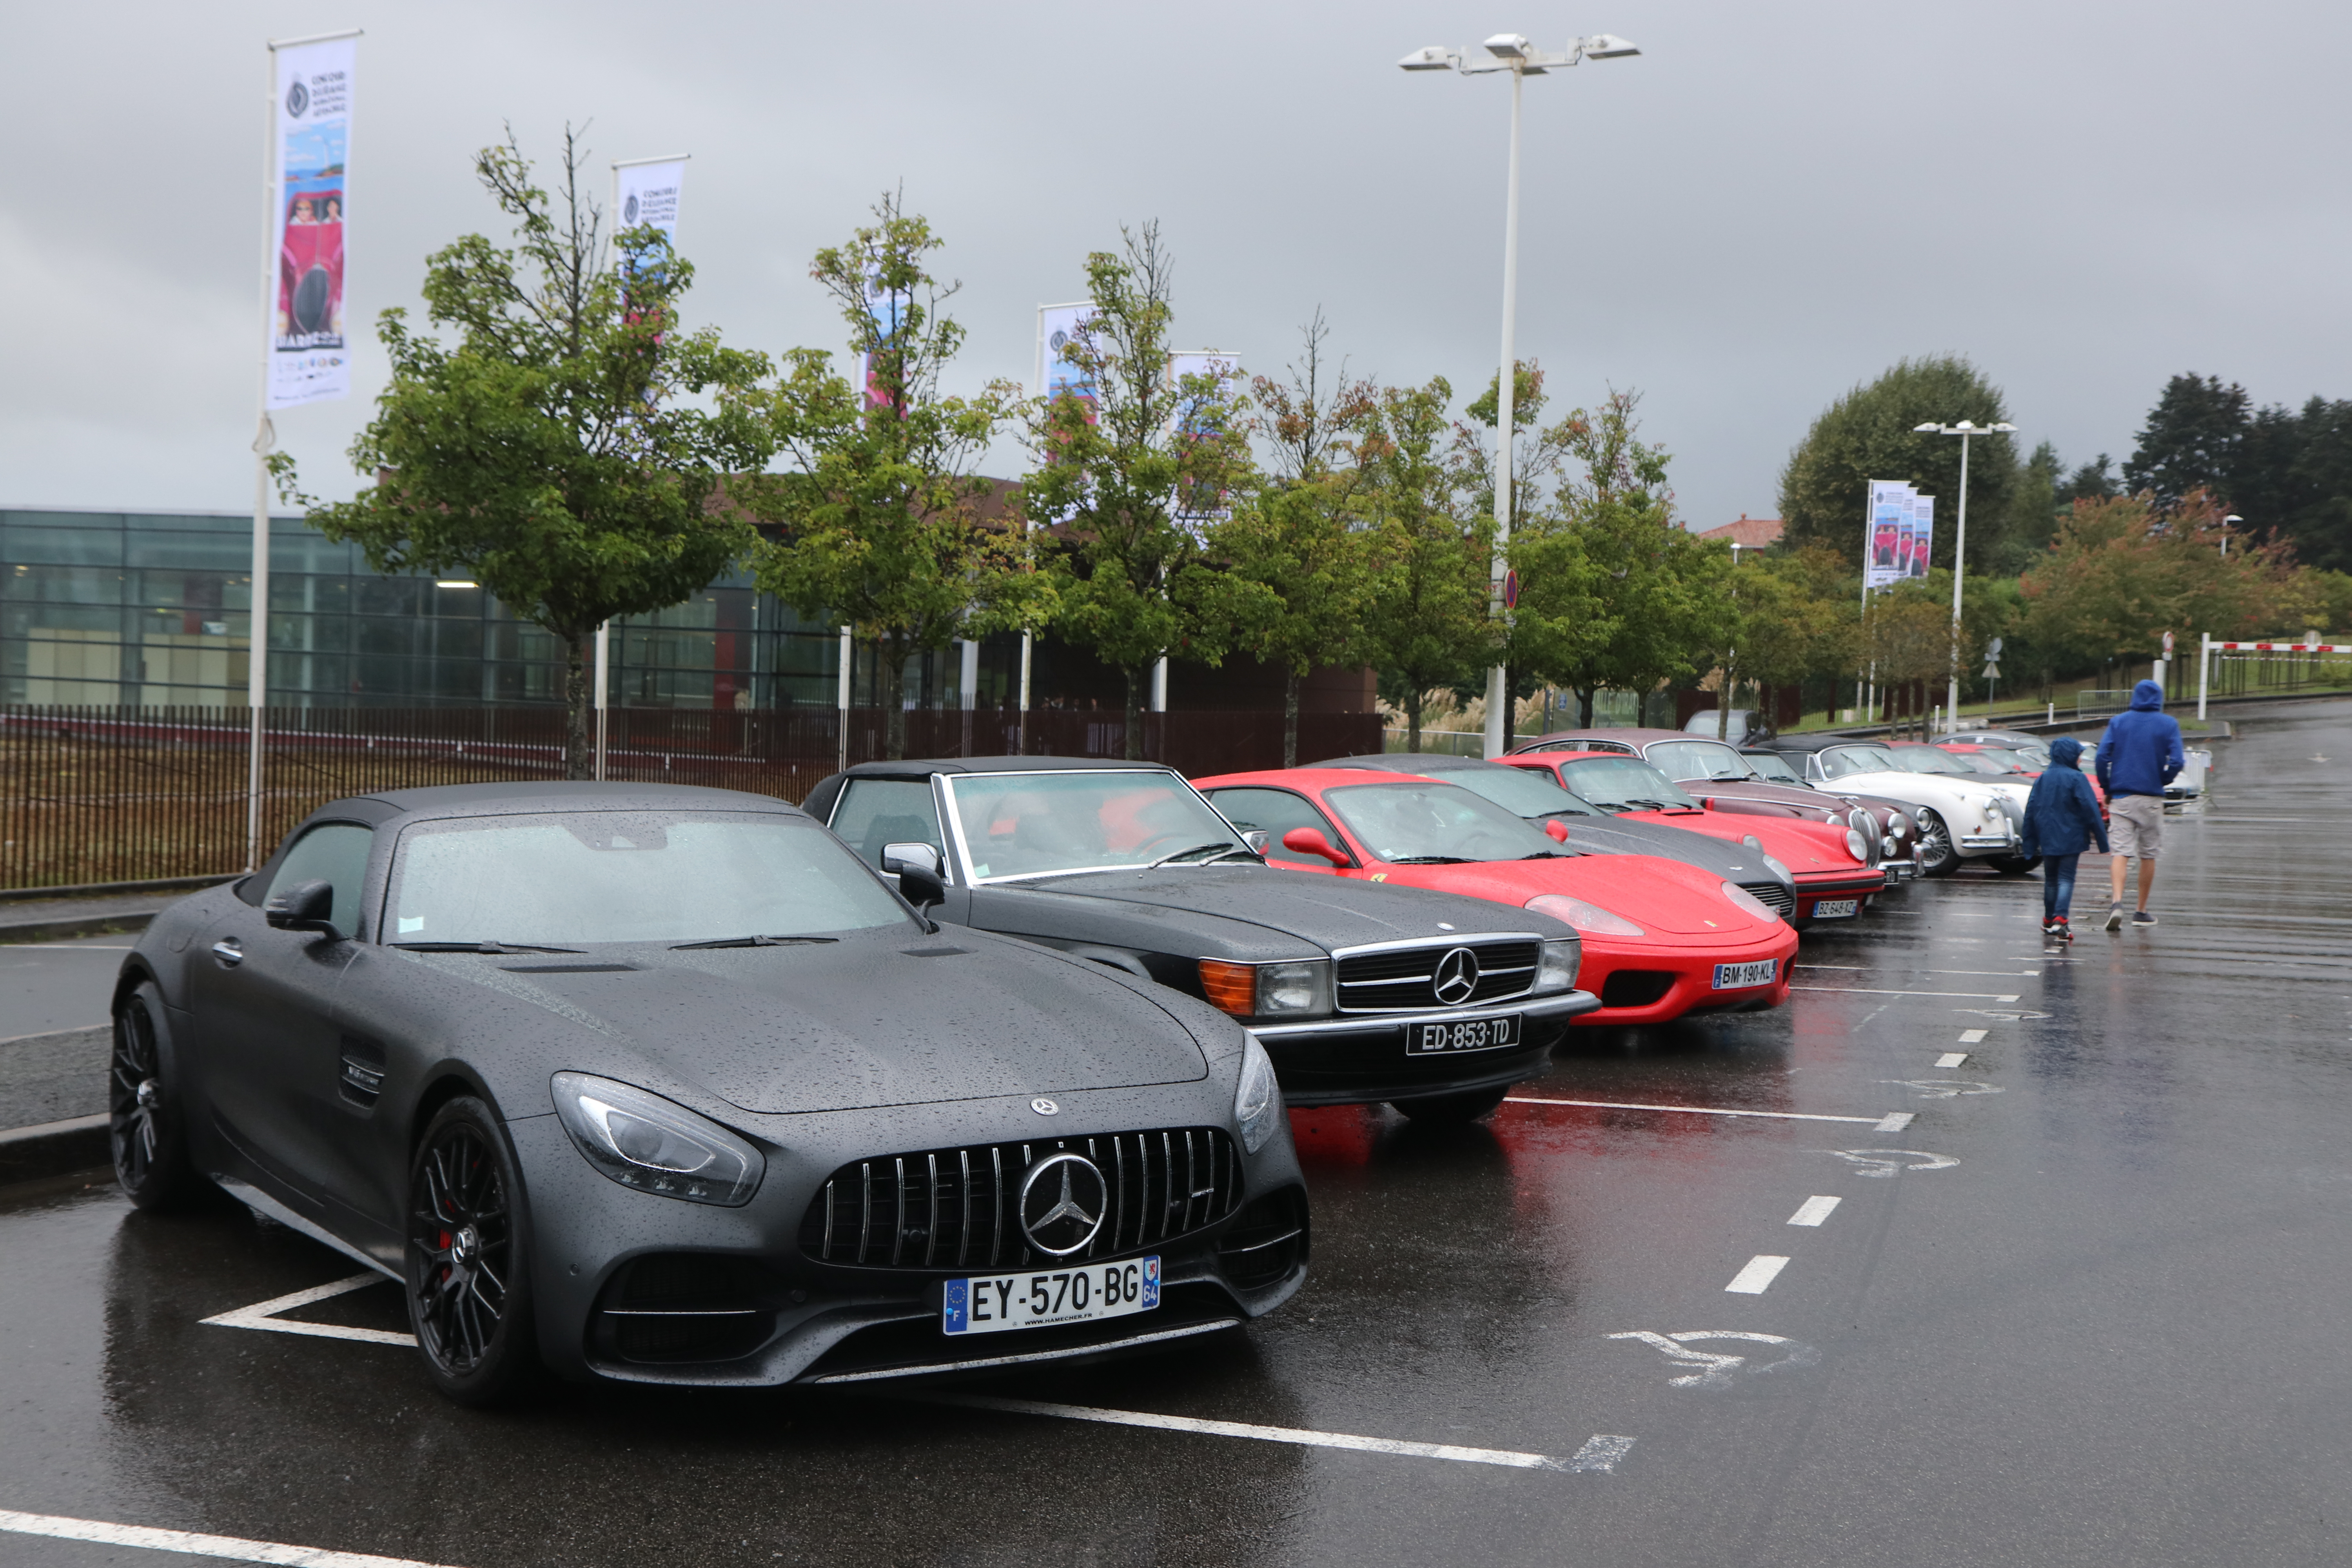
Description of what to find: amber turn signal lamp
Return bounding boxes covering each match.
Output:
[1198,959,1257,1016]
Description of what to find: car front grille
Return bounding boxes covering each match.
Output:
[1740,880,1797,920]
[798,1127,1242,1272]
[1334,939,1541,1013]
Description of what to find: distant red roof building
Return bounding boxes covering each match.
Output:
[1697,515,1784,551]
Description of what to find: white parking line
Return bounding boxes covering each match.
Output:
[1958,1028,1989,1043]
[201,1274,415,1347]
[1786,1196,1840,1227]
[1506,1096,1887,1126]
[1790,987,2022,1001]
[917,1393,1632,1473]
[0,1508,460,1567]
[1725,1256,1790,1294]
[1935,1052,1970,1068]
[1873,1112,1916,1131]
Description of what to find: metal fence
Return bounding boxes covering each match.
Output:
[0,703,1381,890]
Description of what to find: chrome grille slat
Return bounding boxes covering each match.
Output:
[859,1162,873,1265]
[956,1151,973,1269]
[924,1153,942,1267]
[892,1157,907,1265]
[1334,939,1544,1013]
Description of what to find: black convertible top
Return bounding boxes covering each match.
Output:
[832,756,1167,777]
[356,780,805,818]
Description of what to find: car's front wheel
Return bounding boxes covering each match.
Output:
[405,1096,539,1406]
[1389,1086,1509,1124]
[1915,810,1958,877]
[1985,854,2039,876]
[110,982,203,1212]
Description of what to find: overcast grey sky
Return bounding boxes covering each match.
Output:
[5,0,2348,530]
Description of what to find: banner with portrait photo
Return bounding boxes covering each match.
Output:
[269,36,355,409]
[1865,480,1911,588]
[1906,494,1935,579]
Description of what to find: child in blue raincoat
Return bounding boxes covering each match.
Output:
[2020,736,2109,939]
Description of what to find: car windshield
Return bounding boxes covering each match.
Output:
[386,811,914,946]
[1742,751,1804,784]
[1323,781,1562,864]
[945,769,1247,881]
[1955,751,2031,775]
[1555,757,1702,812]
[1818,746,1901,779]
[1408,763,1601,818]
[1891,748,1975,776]
[1642,739,1756,784]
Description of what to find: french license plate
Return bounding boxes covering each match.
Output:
[943,1256,1159,1336]
[1409,1013,1522,1055]
[1713,959,1779,990]
[1812,898,1859,919]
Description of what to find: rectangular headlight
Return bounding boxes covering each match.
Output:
[1536,938,1579,993]
[1198,958,1333,1017]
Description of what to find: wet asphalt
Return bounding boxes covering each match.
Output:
[3,702,2349,1568]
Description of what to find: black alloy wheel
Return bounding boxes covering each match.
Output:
[406,1096,538,1405]
[1389,1085,1510,1124]
[110,983,200,1210]
[1915,809,1958,878]
[1985,854,2040,876]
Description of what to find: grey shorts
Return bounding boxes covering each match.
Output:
[2108,795,2163,859]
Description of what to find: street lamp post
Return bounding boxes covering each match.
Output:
[1401,29,1640,758]
[1913,418,2017,733]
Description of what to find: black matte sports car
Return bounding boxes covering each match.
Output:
[802,758,1599,1120]
[108,782,1309,1404]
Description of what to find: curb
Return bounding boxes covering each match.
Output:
[0,1112,110,1186]
[0,874,238,906]
[0,911,158,945]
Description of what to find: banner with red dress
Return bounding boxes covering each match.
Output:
[269,37,355,409]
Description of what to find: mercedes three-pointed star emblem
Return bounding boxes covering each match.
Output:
[1018,1152,1108,1257]
[1432,946,1480,1005]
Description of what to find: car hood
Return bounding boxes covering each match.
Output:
[997,864,1546,948]
[1828,771,2002,811]
[1553,817,1788,884]
[1622,809,1863,873]
[1367,855,1779,938]
[457,932,1209,1115]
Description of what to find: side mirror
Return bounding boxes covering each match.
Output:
[881,842,944,880]
[1544,819,1570,843]
[264,878,341,937]
[1280,827,1351,866]
[1241,829,1271,856]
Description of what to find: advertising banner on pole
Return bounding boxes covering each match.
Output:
[1907,494,1935,579]
[1865,480,1910,588]
[860,279,905,410]
[1037,302,1096,412]
[613,159,685,244]
[268,36,355,409]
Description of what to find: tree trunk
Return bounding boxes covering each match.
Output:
[882,637,907,761]
[564,632,592,780]
[1123,666,1144,761]
[1501,661,1517,751]
[1577,685,1594,728]
[1406,690,1423,753]
[1283,668,1301,768]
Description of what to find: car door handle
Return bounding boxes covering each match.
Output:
[211,940,243,967]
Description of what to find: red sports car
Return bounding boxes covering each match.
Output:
[1501,750,1887,925]
[1197,769,1798,1027]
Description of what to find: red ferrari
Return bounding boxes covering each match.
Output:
[1197,768,1797,1026]
[1501,750,1886,925]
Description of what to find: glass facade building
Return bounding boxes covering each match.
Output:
[0,507,981,710]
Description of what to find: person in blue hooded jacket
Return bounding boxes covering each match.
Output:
[2094,679,2184,928]
[2020,737,2109,939]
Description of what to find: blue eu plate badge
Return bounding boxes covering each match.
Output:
[943,1278,969,1333]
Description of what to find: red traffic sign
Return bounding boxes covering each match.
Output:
[2161,630,2175,655]
[1503,569,1521,611]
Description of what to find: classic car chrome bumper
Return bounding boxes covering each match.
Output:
[1247,987,1603,1042]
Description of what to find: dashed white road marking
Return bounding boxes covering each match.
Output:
[0,1509,461,1567]
[1786,1195,1841,1227]
[1790,986,2022,1001]
[1958,1028,1989,1043]
[1506,1096,1887,1126]
[201,1274,415,1347]
[1935,1052,1970,1068]
[1726,1255,1791,1294]
[1873,1112,1916,1131]
[916,1392,1627,1472]
[1820,1149,1960,1177]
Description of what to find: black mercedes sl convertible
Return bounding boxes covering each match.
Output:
[108,782,1309,1404]
[802,757,1601,1116]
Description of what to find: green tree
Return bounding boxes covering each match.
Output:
[746,196,1034,760]
[1779,356,2020,575]
[284,129,773,778]
[1360,377,1490,750]
[2008,439,2064,568]
[1196,314,1379,766]
[2123,373,2249,504]
[1021,225,1252,757]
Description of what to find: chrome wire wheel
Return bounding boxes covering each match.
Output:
[408,1118,515,1377]
[1915,809,1957,877]
[108,1000,164,1191]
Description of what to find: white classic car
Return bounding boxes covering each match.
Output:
[1769,740,2026,876]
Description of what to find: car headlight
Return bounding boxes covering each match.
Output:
[1535,937,1579,993]
[551,1071,764,1206]
[1234,1031,1283,1154]
[1844,829,1867,861]
[1742,834,1764,851]
[1197,958,1334,1018]
[1718,881,1779,922]
[1524,893,1644,937]
[1761,853,1792,880]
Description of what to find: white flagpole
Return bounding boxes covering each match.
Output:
[247,39,277,872]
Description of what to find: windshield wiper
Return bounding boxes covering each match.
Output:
[391,941,584,955]
[1389,855,1471,864]
[1622,798,1676,811]
[1519,850,1572,859]
[670,935,842,950]
[1147,841,1237,868]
